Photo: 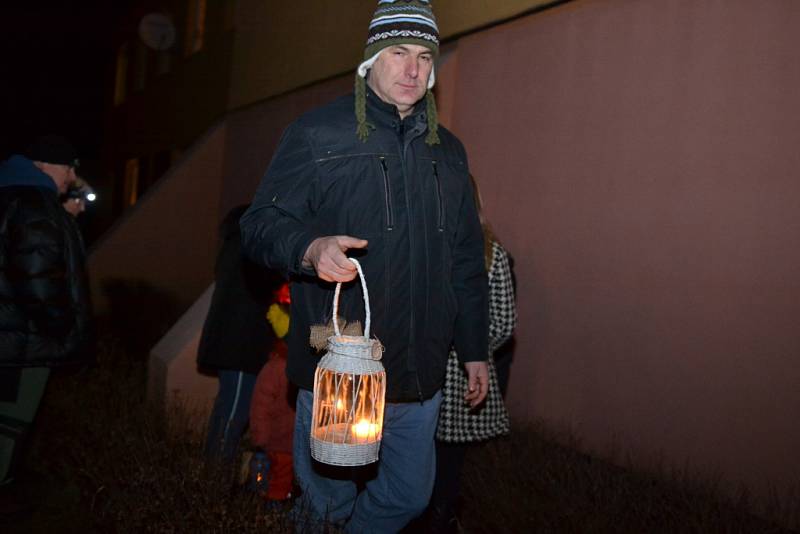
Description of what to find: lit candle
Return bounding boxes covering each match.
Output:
[351,419,380,440]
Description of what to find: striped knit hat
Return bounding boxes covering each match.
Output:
[356,0,441,145]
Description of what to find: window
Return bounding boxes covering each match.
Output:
[123,158,140,207]
[114,43,130,106]
[185,0,207,56]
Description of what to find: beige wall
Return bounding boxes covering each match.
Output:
[88,124,227,316]
[149,284,217,424]
[448,0,800,502]
[227,0,558,110]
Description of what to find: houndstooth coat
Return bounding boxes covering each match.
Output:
[437,240,517,442]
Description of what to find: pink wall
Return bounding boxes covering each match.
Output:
[448,0,800,499]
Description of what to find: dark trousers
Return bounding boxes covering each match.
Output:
[204,370,257,462]
[429,440,468,522]
[0,368,50,484]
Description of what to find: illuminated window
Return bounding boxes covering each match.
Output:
[114,43,130,106]
[185,0,207,56]
[123,158,140,207]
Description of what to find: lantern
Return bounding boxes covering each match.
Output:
[310,258,386,466]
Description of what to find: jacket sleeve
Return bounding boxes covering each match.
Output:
[487,243,517,354]
[240,122,323,277]
[7,201,75,339]
[451,170,490,364]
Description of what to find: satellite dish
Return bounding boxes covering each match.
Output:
[138,13,176,51]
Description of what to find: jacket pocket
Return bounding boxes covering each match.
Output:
[431,160,444,232]
[379,157,394,231]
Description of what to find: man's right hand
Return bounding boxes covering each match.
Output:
[303,236,368,282]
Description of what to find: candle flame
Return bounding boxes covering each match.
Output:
[351,419,380,440]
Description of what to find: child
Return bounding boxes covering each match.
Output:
[249,292,296,501]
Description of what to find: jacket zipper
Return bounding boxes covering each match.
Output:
[432,160,444,231]
[379,157,394,231]
[398,120,423,401]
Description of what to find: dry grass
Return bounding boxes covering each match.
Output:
[459,426,798,533]
[7,335,797,533]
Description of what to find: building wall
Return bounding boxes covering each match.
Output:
[447,0,800,500]
[220,75,353,212]
[105,0,236,215]
[227,0,558,110]
[88,123,227,318]
[109,33,234,158]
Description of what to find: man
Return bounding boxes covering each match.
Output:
[240,2,489,531]
[0,135,92,514]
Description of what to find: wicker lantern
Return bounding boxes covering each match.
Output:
[310,258,386,466]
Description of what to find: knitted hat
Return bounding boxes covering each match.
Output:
[26,135,80,167]
[356,0,440,145]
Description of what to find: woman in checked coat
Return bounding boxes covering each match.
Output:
[427,174,518,532]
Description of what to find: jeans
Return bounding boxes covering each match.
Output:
[292,388,442,533]
[204,370,257,462]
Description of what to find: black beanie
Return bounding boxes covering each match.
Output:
[26,135,79,167]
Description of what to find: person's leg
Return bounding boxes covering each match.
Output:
[346,390,443,534]
[204,370,257,462]
[292,389,358,530]
[0,367,50,484]
[266,450,294,500]
[427,440,468,531]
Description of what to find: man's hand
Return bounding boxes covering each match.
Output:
[303,235,368,282]
[463,361,489,407]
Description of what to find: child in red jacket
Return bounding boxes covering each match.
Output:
[249,291,295,501]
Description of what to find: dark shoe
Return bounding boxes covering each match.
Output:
[425,505,462,534]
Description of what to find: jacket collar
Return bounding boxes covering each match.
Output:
[365,85,427,132]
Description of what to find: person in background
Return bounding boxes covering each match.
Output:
[197,204,284,462]
[249,286,296,501]
[426,174,518,532]
[0,135,92,517]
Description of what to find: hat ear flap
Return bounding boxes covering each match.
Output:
[425,90,440,146]
[355,74,371,142]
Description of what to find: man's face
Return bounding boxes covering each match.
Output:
[39,162,76,194]
[367,44,434,118]
[63,197,85,217]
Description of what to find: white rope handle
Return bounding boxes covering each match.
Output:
[332,258,371,338]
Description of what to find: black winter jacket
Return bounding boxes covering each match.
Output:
[0,156,92,367]
[197,205,284,375]
[241,89,488,402]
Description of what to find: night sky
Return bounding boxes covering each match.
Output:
[0,1,133,161]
